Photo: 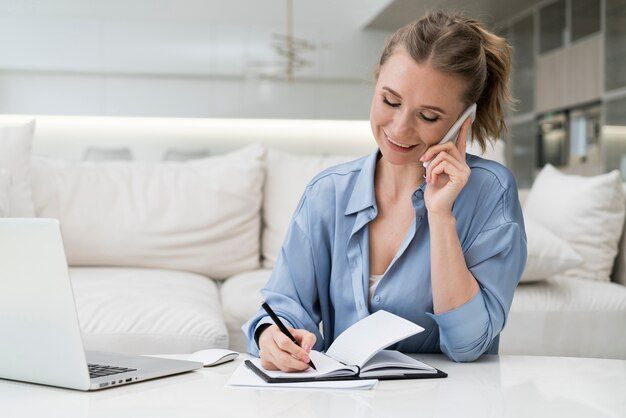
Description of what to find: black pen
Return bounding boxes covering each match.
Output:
[261,302,317,370]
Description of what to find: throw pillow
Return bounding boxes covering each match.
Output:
[262,149,362,268]
[30,144,265,280]
[0,120,36,217]
[520,218,584,283]
[523,164,625,282]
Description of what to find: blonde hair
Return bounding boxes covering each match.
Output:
[374,10,513,151]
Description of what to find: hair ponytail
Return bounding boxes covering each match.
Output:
[375,10,514,152]
[465,20,514,151]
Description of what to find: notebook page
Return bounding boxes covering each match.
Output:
[362,350,436,372]
[249,350,359,379]
[359,350,437,377]
[325,310,424,368]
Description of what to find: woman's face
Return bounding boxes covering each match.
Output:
[370,48,467,167]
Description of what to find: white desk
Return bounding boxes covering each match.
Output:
[1,354,624,418]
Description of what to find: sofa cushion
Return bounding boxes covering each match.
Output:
[502,277,626,359]
[0,120,36,217]
[262,149,360,268]
[31,144,265,280]
[520,219,583,282]
[610,184,626,286]
[524,164,625,282]
[70,267,228,354]
[220,269,271,353]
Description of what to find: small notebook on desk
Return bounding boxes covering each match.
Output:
[245,310,447,383]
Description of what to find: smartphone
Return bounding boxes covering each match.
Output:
[423,103,477,168]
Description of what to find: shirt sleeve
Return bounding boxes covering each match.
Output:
[426,192,527,362]
[242,196,324,356]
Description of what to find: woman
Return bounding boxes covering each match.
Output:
[244,10,527,370]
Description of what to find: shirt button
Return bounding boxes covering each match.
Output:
[374,295,381,303]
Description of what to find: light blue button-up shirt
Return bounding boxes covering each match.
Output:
[243,149,527,362]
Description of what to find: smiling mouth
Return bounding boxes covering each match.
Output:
[385,133,416,149]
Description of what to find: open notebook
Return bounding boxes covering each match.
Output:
[246,310,447,383]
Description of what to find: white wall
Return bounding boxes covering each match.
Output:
[0,71,376,119]
[0,6,389,119]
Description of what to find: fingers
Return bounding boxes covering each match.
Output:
[421,117,473,185]
[423,147,464,181]
[425,150,470,186]
[420,141,463,170]
[260,350,309,372]
[292,328,317,353]
[427,161,469,186]
[258,325,315,372]
[421,117,473,167]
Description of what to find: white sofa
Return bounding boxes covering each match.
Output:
[2,115,626,360]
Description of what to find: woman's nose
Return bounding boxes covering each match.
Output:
[390,110,415,140]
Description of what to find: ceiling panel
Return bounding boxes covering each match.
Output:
[364,0,546,30]
[0,0,549,81]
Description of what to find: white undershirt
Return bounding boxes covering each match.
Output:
[368,274,383,306]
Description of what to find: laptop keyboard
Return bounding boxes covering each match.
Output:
[88,363,137,379]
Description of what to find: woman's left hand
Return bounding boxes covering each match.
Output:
[421,118,473,216]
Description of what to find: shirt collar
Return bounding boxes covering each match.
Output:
[345,149,379,216]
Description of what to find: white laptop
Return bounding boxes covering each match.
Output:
[0,218,203,391]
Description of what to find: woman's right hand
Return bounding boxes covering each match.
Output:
[258,324,317,372]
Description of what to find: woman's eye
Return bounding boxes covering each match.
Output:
[420,112,439,123]
[383,97,400,107]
